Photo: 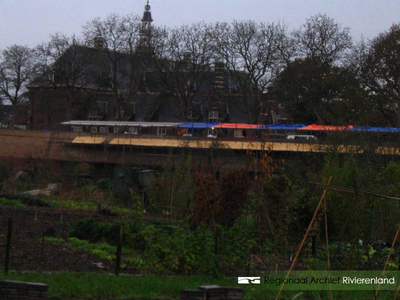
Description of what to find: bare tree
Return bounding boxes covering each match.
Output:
[273,14,354,124]
[0,45,39,128]
[152,23,215,120]
[354,23,400,126]
[212,21,293,123]
[293,14,352,66]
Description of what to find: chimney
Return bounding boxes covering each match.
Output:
[214,62,225,94]
[94,37,104,49]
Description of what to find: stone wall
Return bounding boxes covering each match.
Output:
[0,280,49,300]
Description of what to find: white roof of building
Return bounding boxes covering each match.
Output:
[61,120,182,127]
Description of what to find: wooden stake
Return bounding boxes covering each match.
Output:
[324,193,333,300]
[276,176,332,300]
[309,182,400,201]
[4,218,12,275]
[393,286,399,300]
[374,224,400,299]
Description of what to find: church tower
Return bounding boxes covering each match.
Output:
[140,0,153,48]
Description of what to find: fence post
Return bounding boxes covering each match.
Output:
[115,225,122,276]
[214,228,220,272]
[41,230,45,260]
[4,218,13,274]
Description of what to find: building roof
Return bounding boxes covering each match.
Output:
[258,124,306,130]
[178,122,219,129]
[350,126,400,132]
[61,120,181,127]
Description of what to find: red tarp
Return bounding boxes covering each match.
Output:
[298,124,354,131]
[214,123,261,129]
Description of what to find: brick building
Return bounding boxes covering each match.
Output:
[28,1,281,130]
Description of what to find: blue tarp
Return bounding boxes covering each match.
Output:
[349,126,400,132]
[178,122,219,129]
[258,124,307,130]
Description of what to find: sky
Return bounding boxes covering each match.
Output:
[0,0,399,50]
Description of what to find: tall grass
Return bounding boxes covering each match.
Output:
[0,272,397,299]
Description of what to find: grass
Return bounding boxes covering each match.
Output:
[50,198,134,217]
[0,272,397,300]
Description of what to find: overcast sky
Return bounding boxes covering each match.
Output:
[0,0,399,50]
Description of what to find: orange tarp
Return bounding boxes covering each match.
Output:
[298,124,354,131]
[214,123,260,129]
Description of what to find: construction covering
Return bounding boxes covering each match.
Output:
[178,122,219,129]
[298,124,354,131]
[258,124,306,130]
[214,123,260,129]
[349,126,400,132]
[72,137,105,144]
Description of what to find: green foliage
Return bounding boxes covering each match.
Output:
[44,237,65,244]
[69,219,129,246]
[96,178,114,191]
[67,237,116,261]
[0,197,24,207]
[259,174,296,253]
[129,189,144,225]
[51,199,97,211]
[148,154,193,214]
[219,216,258,272]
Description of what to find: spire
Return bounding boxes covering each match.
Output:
[142,0,153,24]
[138,0,153,53]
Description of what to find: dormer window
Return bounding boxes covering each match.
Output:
[209,111,218,122]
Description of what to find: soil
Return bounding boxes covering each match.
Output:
[0,205,117,273]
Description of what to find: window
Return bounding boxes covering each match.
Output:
[91,127,98,134]
[48,71,55,83]
[234,129,244,138]
[100,127,107,134]
[129,127,138,135]
[209,111,218,122]
[113,127,120,134]
[116,109,126,119]
[73,126,82,133]
[231,83,239,93]
[157,127,167,136]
